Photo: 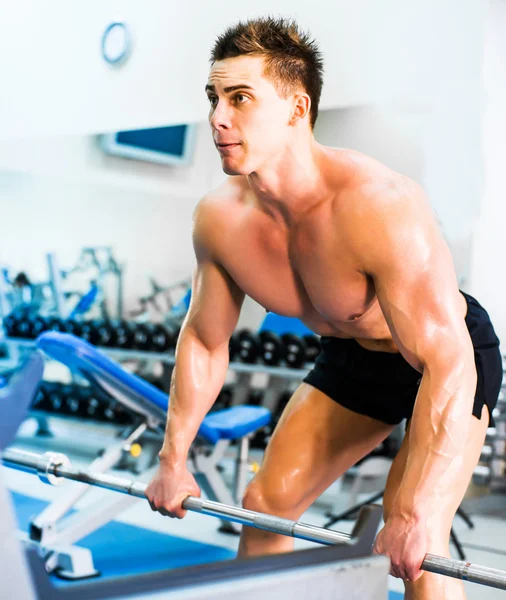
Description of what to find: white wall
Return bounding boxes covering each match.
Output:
[315,107,427,186]
[0,1,484,138]
[469,0,506,344]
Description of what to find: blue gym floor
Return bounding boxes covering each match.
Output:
[12,492,236,582]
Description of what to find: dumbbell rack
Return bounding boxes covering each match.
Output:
[2,338,310,429]
[473,359,506,490]
[2,338,309,380]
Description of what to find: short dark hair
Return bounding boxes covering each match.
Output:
[210,16,324,129]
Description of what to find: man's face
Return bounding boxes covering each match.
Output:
[206,55,293,175]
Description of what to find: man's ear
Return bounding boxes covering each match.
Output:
[290,93,311,125]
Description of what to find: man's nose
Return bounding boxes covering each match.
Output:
[210,101,232,130]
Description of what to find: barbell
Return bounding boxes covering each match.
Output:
[3,448,506,591]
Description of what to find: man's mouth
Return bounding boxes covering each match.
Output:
[216,142,242,155]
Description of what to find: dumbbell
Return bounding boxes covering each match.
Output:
[247,388,271,449]
[115,403,135,424]
[132,322,177,352]
[14,316,34,339]
[76,320,99,344]
[74,386,106,421]
[44,317,66,333]
[43,381,66,413]
[281,333,307,368]
[27,314,59,339]
[29,315,51,338]
[152,323,179,352]
[3,309,26,338]
[250,389,291,449]
[4,309,40,339]
[3,308,39,338]
[229,334,240,361]
[94,320,118,347]
[62,383,83,416]
[79,319,116,347]
[34,381,85,417]
[9,314,35,339]
[111,320,137,349]
[102,399,134,424]
[303,334,321,363]
[132,323,152,351]
[230,329,260,363]
[61,319,84,338]
[33,316,78,339]
[2,313,20,337]
[258,330,285,366]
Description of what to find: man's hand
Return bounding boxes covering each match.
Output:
[145,459,201,519]
[373,513,428,581]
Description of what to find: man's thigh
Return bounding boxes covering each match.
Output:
[251,382,395,514]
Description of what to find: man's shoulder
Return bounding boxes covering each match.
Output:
[333,151,424,217]
[192,177,248,256]
[327,150,429,243]
[332,158,434,265]
[195,176,248,219]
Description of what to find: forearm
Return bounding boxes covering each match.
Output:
[159,327,229,465]
[392,355,477,519]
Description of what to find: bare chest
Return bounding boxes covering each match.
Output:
[221,218,389,339]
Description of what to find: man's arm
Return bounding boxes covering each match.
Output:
[345,178,477,574]
[159,200,245,465]
[146,199,244,518]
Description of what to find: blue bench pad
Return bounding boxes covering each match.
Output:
[204,406,271,440]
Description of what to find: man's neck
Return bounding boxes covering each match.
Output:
[246,140,331,226]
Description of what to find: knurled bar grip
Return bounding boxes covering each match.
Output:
[422,554,506,590]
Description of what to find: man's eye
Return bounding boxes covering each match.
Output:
[208,96,218,106]
[235,94,248,103]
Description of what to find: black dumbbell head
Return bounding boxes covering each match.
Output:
[258,330,285,366]
[302,334,321,363]
[2,313,19,337]
[61,319,84,338]
[281,333,307,368]
[112,320,136,349]
[236,329,260,364]
[95,320,117,347]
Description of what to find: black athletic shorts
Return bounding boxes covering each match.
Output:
[303,292,502,427]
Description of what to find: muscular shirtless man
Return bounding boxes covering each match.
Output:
[146,17,502,599]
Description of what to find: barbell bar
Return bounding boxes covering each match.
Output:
[2,449,374,547]
[3,448,506,591]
